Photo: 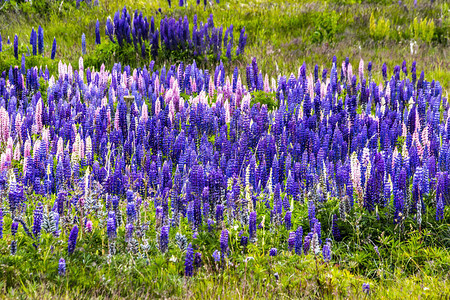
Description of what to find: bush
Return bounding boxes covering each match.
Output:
[369,12,390,41]
[411,17,435,43]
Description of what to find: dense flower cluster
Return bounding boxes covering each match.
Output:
[0,54,447,275]
[102,6,247,61]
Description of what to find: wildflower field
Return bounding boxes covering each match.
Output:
[0,0,449,298]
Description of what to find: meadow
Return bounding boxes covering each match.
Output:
[0,0,449,299]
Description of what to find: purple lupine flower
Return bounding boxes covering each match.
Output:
[185,243,194,277]
[374,245,380,257]
[212,250,220,262]
[10,240,17,255]
[68,225,79,254]
[107,217,116,240]
[194,252,202,269]
[249,211,257,240]
[332,214,341,241]
[295,226,303,255]
[51,37,57,59]
[32,203,44,239]
[269,248,277,256]
[382,63,387,81]
[308,201,315,229]
[38,26,44,55]
[30,28,37,55]
[160,225,169,253]
[11,221,19,236]
[14,34,18,60]
[85,220,93,233]
[58,258,66,276]
[0,208,3,239]
[127,201,137,223]
[303,235,311,255]
[220,229,229,258]
[81,33,86,55]
[95,20,101,45]
[284,211,292,230]
[216,204,224,223]
[362,283,370,294]
[207,218,214,232]
[436,194,444,221]
[288,231,295,251]
[322,240,331,262]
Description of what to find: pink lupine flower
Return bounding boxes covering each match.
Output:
[85,220,93,233]
[155,99,161,116]
[33,140,41,161]
[138,75,144,94]
[101,97,108,107]
[236,76,243,104]
[5,147,12,165]
[169,76,175,90]
[168,101,175,123]
[72,134,81,163]
[35,99,43,134]
[164,89,172,105]
[141,102,148,123]
[224,100,231,124]
[350,152,362,195]
[198,91,207,105]
[173,84,180,111]
[264,74,270,93]
[42,129,49,149]
[79,57,84,80]
[154,77,160,95]
[85,136,92,157]
[241,93,251,110]
[56,137,64,158]
[80,138,85,161]
[0,154,6,172]
[208,77,215,98]
[347,63,353,80]
[68,63,73,83]
[7,137,13,153]
[13,144,20,161]
[0,107,10,144]
[191,77,197,94]
[58,60,66,78]
[23,156,29,176]
[359,58,364,80]
[24,139,32,159]
[15,113,22,140]
[271,77,277,91]
[128,75,133,90]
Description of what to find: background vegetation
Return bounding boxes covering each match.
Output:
[0,0,448,90]
[0,0,449,298]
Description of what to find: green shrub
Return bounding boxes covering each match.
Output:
[311,11,341,43]
[250,90,277,110]
[369,12,390,41]
[411,17,435,43]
